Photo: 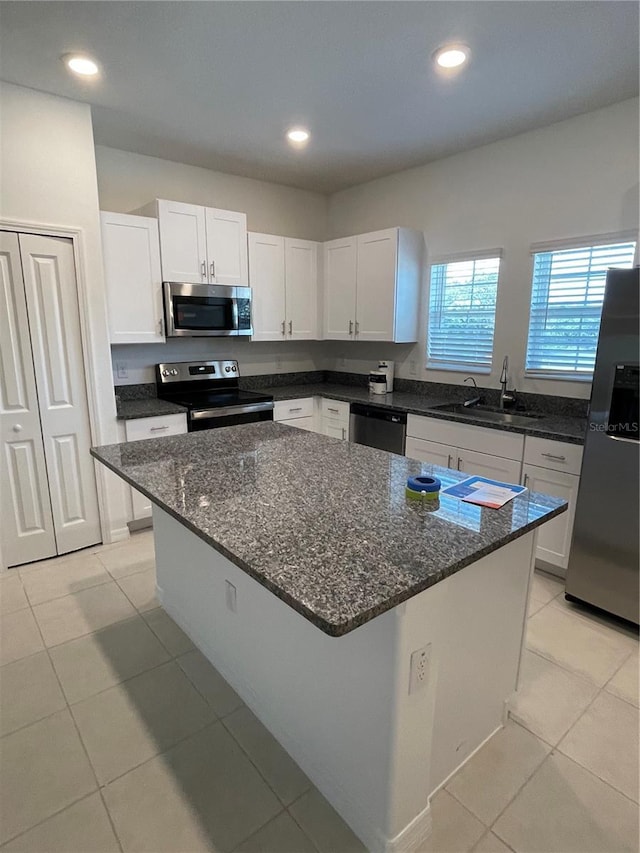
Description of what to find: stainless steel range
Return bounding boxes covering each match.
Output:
[155,360,273,431]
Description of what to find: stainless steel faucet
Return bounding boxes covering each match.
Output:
[499,356,517,408]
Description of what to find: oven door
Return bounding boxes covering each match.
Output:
[189,403,274,431]
[164,282,240,337]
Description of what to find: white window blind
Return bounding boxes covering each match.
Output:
[525,240,637,378]
[427,255,500,371]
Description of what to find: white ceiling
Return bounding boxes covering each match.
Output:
[1,1,638,193]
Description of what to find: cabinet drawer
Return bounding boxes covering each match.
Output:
[125,413,187,442]
[524,437,583,475]
[406,414,524,461]
[405,436,454,468]
[320,398,350,423]
[274,398,315,421]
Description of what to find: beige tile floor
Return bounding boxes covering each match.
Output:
[0,532,638,852]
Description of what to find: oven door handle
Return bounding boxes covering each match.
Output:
[190,402,274,420]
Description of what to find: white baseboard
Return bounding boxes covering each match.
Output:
[106,525,130,544]
[385,801,432,853]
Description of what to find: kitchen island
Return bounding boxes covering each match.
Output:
[91,423,566,853]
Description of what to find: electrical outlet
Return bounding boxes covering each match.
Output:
[116,362,128,380]
[409,643,431,694]
[225,580,237,613]
[409,360,417,377]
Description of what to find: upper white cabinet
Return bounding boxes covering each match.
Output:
[249,232,319,341]
[147,199,248,286]
[101,211,164,344]
[323,227,423,342]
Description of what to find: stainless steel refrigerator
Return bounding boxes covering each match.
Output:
[566,267,639,624]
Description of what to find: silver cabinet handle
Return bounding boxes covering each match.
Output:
[281,321,286,336]
[210,261,215,279]
[158,317,164,336]
[289,320,293,335]
[201,261,207,277]
[541,452,566,461]
[524,473,529,487]
[342,427,346,440]
[288,407,303,413]
[328,407,339,414]
[447,454,452,468]
[150,425,169,432]
[457,456,462,470]
[355,321,359,335]
[349,320,353,335]
[12,424,22,433]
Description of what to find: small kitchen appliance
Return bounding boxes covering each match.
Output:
[369,371,387,395]
[156,360,273,431]
[377,360,395,392]
[163,282,252,337]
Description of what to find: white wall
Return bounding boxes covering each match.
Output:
[95,145,328,241]
[0,82,129,545]
[325,98,640,398]
[95,145,329,382]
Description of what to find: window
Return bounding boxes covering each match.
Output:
[525,238,637,378]
[427,253,501,372]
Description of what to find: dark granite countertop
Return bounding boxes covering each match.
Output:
[267,383,587,445]
[92,423,566,637]
[116,398,187,420]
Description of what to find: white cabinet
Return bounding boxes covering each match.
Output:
[150,199,247,286]
[405,415,523,481]
[248,233,319,341]
[124,413,187,520]
[279,416,316,432]
[320,398,350,441]
[522,437,583,574]
[101,212,164,344]
[323,228,422,342]
[323,238,357,340]
[274,398,315,423]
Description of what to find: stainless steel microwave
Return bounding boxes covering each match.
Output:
[163,282,252,337]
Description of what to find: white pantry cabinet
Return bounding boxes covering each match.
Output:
[141,199,248,286]
[124,413,188,521]
[101,212,164,344]
[323,227,423,342]
[248,233,319,341]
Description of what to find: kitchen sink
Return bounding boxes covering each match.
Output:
[433,403,545,427]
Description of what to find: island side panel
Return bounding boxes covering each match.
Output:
[427,531,536,794]
[151,507,445,853]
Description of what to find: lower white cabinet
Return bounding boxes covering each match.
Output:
[278,416,316,432]
[320,398,350,441]
[522,464,580,571]
[405,437,455,468]
[124,413,187,520]
[457,449,521,483]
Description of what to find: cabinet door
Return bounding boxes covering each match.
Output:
[205,208,248,285]
[405,436,455,468]
[355,229,397,342]
[522,464,579,570]
[248,233,286,341]
[125,414,187,521]
[285,238,318,340]
[321,421,348,441]
[157,200,207,284]
[279,416,316,432]
[323,238,357,340]
[456,449,521,483]
[101,212,164,344]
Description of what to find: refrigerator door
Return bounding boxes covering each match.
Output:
[566,268,639,624]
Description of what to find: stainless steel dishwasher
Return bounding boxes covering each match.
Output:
[349,403,407,454]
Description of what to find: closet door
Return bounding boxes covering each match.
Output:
[19,234,101,555]
[0,232,57,567]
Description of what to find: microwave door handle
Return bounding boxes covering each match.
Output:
[232,295,240,333]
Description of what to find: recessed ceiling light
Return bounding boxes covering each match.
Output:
[63,53,99,77]
[286,127,310,146]
[434,45,469,70]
